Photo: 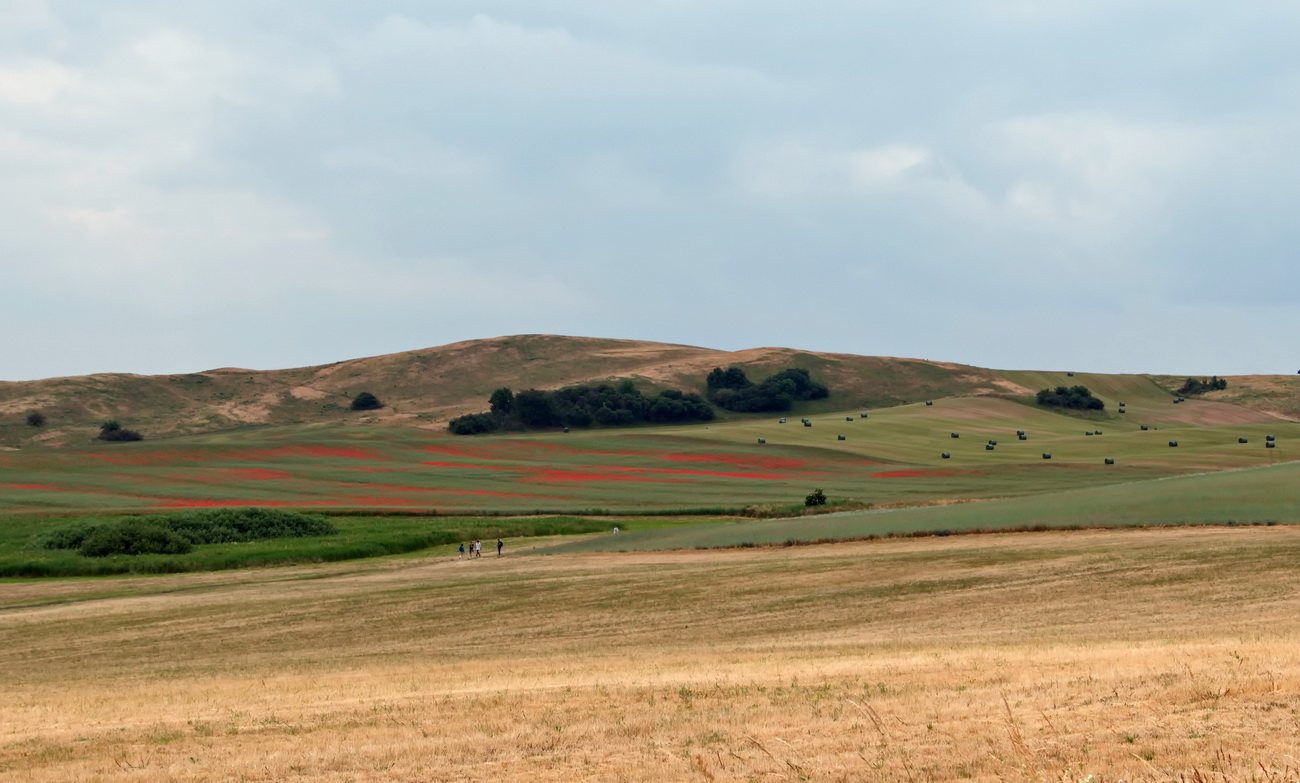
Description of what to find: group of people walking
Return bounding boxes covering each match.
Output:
[458,539,503,559]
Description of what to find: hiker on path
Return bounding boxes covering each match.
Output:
[497,539,503,557]
[458,543,465,560]
[474,540,481,558]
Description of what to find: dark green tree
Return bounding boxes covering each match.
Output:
[25,411,45,427]
[488,387,515,417]
[804,488,827,507]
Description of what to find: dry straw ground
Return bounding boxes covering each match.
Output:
[4,527,1300,782]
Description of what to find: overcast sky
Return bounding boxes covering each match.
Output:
[2,1,1298,381]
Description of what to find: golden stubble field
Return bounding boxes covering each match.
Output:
[4,527,1300,782]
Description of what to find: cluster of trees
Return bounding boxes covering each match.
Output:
[449,380,714,435]
[1176,376,1228,395]
[705,367,829,413]
[98,420,143,442]
[1035,385,1105,411]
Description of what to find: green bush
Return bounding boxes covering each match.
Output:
[41,508,338,557]
[805,488,828,507]
[350,392,383,411]
[79,521,193,557]
[25,411,45,427]
[98,420,144,442]
[1035,386,1104,411]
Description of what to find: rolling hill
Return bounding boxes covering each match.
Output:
[2,334,1297,448]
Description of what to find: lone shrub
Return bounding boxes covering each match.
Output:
[350,391,383,411]
[804,488,828,507]
[26,411,45,427]
[98,420,143,442]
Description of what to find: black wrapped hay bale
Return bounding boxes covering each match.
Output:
[758,438,766,444]
[837,434,846,441]
[1141,425,1149,431]
[941,452,951,459]
[563,427,570,433]
[1016,430,1025,436]
[1018,434,1028,440]
[803,421,812,427]
[1095,430,1103,435]
[1042,453,1052,459]
[846,417,854,422]
[985,443,995,450]
[859,412,868,418]
[1105,458,1115,465]
[1239,437,1249,444]
[951,432,960,438]
[988,439,998,446]
[1169,441,1178,447]
[1267,441,1277,449]
[1085,432,1093,437]
[925,400,933,406]
[779,418,787,424]
[1266,434,1276,441]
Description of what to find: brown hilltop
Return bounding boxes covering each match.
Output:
[1,334,1297,447]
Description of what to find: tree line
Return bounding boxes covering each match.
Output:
[1176,376,1227,395]
[449,380,715,435]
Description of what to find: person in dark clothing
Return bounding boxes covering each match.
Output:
[496,539,503,557]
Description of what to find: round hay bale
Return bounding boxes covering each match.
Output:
[925,400,934,406]
[985,443,995,450]
[859,412,868,418]
[1068,372,1075,377]
[1267,441,1277,449]
[563,427,570,433]
[988,439,998,446]
[941,452,951,459]
[951,432,960,438]
[803,421,812,427]
[846,417,854,422]
[1169,441,1178,447]
[1105,458,1115,465]
[1018,434,1028,440]
[1095,430,1103,435]
[758,438,766,444]
[1266,434,1276,441]
[837,434,846,441]
[1085,432,1093,436]
[1016,430,1025,436]
[1239,437,1249,444]
[779,418,787,424]
[1119,408,1126,413]
[1141,425,1149,431]
[1042,453,1052,459]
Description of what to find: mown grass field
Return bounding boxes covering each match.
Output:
[5,527,1300,781]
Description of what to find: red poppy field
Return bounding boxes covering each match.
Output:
[2,395,1293,517]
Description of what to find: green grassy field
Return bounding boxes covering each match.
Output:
[541,459,1300,553]
[1,394,1295,573]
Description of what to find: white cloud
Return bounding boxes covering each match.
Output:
[0,58,79,104]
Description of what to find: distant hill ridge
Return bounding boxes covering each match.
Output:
[2,334,1297,447]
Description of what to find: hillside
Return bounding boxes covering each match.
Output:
[1,334,1297,448]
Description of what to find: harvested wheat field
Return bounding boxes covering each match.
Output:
[4,527,1300,782]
